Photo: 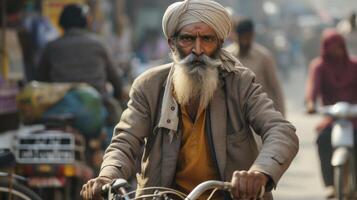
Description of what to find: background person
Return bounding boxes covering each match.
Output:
[226,18,286,116]
[36,4,124,129]
[305,29,357,199]
[81,1,299,200]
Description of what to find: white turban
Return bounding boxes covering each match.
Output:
[162,0,231,40]
[162,0,242,73]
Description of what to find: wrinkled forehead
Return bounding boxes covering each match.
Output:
[177,22,217,36]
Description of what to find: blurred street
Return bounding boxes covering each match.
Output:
[274,67,326,200]
[1,0,356,199]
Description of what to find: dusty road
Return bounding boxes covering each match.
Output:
[274,67,326,200]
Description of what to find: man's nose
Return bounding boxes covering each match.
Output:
[192,38,203,56]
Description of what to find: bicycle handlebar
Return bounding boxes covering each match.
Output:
[185,180,265,200]
[103,179,265,200]
[185,180,231,200]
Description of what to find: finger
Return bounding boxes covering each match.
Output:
[83,180,94,200]
[246,174,254,198]
[81,183,88,200]
[239,178,246,199]
[251,171,264,198]
[89,180,96,199]
[253,180,266,199]
[231,171,240,199]
[80,184,84,197]
[92,182,102,200]
[239,171,248,199]
[86,183,92,200]
[82,184,88,199]
[250,178,260,198]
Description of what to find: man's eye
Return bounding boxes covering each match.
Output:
[202,36,217,43]
[179,36,195,42]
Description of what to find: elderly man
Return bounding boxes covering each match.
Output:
[80,0,299,199]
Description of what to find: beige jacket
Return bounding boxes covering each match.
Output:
[99,63,299,199]
[225,43,286,116]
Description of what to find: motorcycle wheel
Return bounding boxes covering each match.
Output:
[334,160,354,200]
[0,179,42,200]
[335,165,345,200]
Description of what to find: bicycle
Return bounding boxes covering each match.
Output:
[101,178,265,200]
[0,150,42,200]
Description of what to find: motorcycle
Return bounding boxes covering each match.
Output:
[10,81,114,199]
[12,119,94,200]
[317,102,357,200]
[0,120,94,200]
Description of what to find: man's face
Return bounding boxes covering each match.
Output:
[237,32,254,56]
[170,22,221,59]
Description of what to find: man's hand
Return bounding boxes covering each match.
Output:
[80,176,112,200]
[230,170,269,199]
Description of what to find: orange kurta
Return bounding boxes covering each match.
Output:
[175,105,219,198]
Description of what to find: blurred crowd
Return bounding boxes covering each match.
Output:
[0,0,356,199]
[2,1,355,105]
[1,0,356,84]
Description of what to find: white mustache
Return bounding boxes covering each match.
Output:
[176,53,222,68]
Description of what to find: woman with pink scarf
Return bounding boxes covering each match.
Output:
[305,29,357,199]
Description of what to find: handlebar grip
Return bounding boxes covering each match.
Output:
[101,178,130,199]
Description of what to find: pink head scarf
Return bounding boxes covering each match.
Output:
[317,29,357,90]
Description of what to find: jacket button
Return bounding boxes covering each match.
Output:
[167,119,171,123]
[171,106,175,111]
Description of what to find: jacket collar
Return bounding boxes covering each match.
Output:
[157,65,179,133]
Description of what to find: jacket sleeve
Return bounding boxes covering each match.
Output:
[99,78,151,180]
[239,69,299,188]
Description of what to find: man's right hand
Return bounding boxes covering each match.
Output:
[80,176,112,200]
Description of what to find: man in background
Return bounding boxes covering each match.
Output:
[36,4,123,127]
[226,18,286,116]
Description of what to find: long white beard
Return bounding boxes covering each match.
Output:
[172,59,219,108]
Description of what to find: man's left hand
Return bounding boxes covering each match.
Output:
[230,170,269,199]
